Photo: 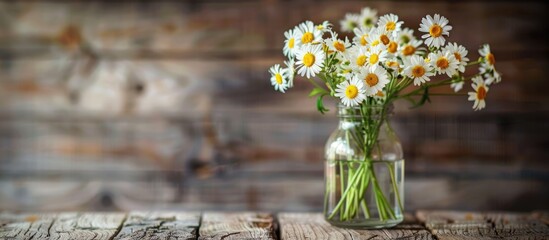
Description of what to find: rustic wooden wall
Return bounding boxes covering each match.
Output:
[0,1,547,212]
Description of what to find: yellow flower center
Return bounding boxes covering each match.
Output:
[387,41,398,53]
[454,52,462,62]
[477,86,487,100]
[360,35,368,46]
[380,35,390,45]
[356,55,367,66]
[401,35,410,44]
[386,22,396,31]
[333,41,345,52]
[436,57,449,69]
[402,45,415,56]
[486,53,495,65]
[289,38,295,49]
[371,40,380,47]
[303,53,315,67]
[369,54,379,65]
[275,73,283,85]
[345,85,359,99]
[412,65,426,78]
[376,90,385,97]
[301,32,314,44]
[429,24,443,37]
[365,73,379,87]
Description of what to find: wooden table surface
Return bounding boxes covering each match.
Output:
[1,211,547,239]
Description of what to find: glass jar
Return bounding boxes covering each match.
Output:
[324,103,404,229]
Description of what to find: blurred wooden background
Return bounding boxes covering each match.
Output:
[0,1,547,212]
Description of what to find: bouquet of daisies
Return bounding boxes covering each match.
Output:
[268,7,501,222]
[269,8,500,111]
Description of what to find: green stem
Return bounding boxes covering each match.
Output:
[411,93,467,96]
[344,162,354,220]
[360,172,371,218]
[338,161,345,221]
[387,162,404,213]
[370,164,396,219]
[466,60,481,66]
[307,77,329,92]
[328,163,366,220]
[373,180,386,220]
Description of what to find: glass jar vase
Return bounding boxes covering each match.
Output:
[324,103,404,229]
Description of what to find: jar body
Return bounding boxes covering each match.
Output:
[324,105,404,228]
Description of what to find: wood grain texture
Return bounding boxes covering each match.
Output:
[0,213,56,239]
[113,211,200,240]
[278,213,434,240]
[417,210,549,240]
[48,212,126,240]
[199,212,276,240]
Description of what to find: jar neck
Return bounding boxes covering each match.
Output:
[337,103,393,117]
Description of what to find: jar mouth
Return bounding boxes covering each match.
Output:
[336,103,393,118]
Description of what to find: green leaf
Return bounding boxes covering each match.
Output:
[308,87,328,97]
[316,94,330,114]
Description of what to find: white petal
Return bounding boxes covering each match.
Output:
[468,92,476,100]
[479,100,486,109]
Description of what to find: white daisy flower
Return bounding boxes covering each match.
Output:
[295,44,325,78]
[359,7,378,29]
[316,21,332,33]
[340,13,360,32]
[283,27,299,57]
[443,42,469,73]
[325,33,351,54]
[479,44,496,71]
[336,66,354,81]
[373,90,386,101]
[404,55,434,86]
[353,27,370,46]
[381,31,399,57]
[484,70,502,86]
[399,39,423,57]
[451,81,464,92]
[468,76,489,111]
[365,28,386,49]
[335,77,367,107]
[371,27,395,47]
[385,60,401,72]
[346,45,370,70]
[269,64,288,93]
[386,40,399,57]
[365,45,388,70]
[296,21,323,45]
[398,27,416,44]
[356,66,390,96]
[377,13,403,33]
[419,14,452,48]
[429,51,459,77]
[284,59,296,88]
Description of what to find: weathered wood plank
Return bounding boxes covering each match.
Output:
[0,213,57,239]
[417,211,549,240]
[532,211,549,225]
[113,211,200,240]
[49,212,126,240]
[199,212,276,240]
[278,212,433,240]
